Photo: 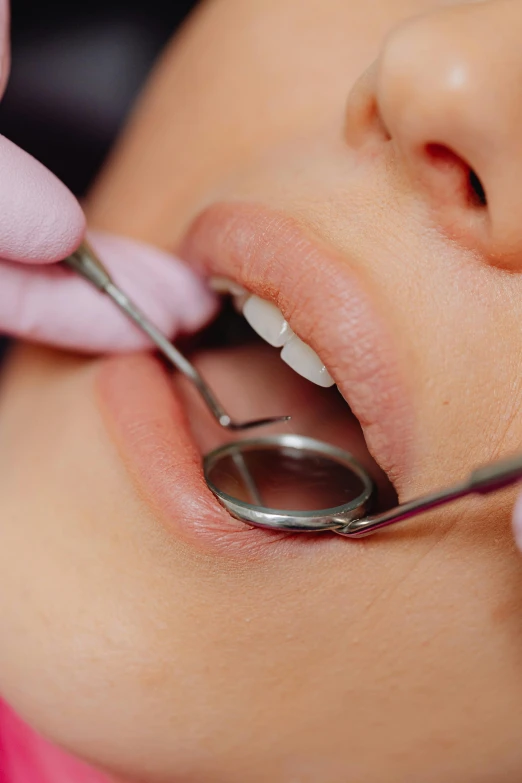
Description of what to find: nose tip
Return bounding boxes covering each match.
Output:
[371,6,522,265]
[376,15,489,198]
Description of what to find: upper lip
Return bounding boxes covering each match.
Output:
[180,201,414,488]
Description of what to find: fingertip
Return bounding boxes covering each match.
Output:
[0,137,86,263]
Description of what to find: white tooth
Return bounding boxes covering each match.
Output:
[280,335,335,388]
[208,276,246,297]
[242,294,293,347]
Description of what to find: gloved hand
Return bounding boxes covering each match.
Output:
[0,1,216,352]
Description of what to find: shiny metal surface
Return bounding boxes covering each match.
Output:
[65,243,112,290]
[335,451,522,537]
[63,242,290,432]
[204,434,374,532]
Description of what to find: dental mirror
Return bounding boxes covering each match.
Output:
[204,434,522,538]
[204,435,375,533]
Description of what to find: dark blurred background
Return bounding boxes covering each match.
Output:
[0,0,199,196]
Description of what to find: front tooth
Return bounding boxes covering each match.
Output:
[242,294,293,347]
[280,335,334,387]
[208,276,246,297]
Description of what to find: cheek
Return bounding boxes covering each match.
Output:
[378,239,522,491]
[0,347,199,769]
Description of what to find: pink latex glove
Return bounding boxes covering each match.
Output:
[0,3,216,352]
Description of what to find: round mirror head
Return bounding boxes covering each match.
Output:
[203,434,375,532]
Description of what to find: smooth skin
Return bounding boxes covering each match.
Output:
[3,1,522,781]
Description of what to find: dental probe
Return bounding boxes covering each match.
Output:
[62,242,290,432]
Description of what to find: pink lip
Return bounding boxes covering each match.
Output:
[179,202,414,488]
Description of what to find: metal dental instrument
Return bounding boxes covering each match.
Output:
[203,434,522,538]
[62,242,290,432]
[335,450,522,538]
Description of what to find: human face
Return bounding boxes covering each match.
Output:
[3,2,522,782]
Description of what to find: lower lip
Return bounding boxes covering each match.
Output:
[94,352,341,557]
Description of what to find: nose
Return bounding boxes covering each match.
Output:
[364,1,522,265]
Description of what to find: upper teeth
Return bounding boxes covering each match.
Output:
[209,276,334,388]
[243,295,293,347]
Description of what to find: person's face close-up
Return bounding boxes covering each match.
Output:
[2,1,522,781]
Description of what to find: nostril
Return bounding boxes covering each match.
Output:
[468,169,487,207]
[425,143,487,208]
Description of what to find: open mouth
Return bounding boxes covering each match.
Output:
[180,201,414,488]
[96,201,411,556]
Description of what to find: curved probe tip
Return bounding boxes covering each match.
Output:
[225,415,292,432]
